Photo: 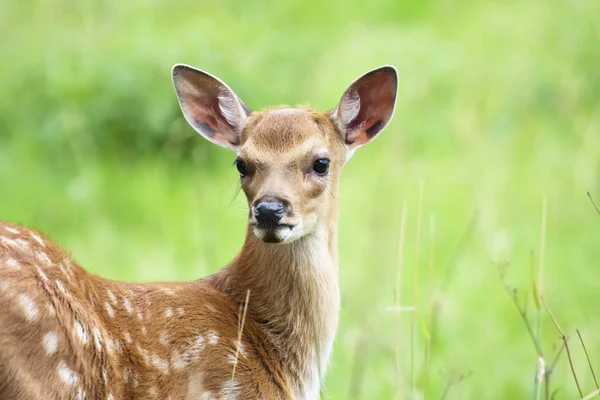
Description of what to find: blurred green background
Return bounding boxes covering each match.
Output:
[2,0,600,398]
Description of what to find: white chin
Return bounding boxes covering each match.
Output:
[253,226,295,243]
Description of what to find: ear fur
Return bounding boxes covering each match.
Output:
[332,66,398,148]
[172,64,251,150]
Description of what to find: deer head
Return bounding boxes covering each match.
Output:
[172,65,398,244]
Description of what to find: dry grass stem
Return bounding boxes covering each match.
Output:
[577,329,599,392]
[541,297,583,398]
[231,289,250,385]
[395,202,408,399]
[587,191,600,216]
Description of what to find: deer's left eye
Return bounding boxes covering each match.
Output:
[235,159,248,177]
[312,158,330,175]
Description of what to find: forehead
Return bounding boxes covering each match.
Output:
[240,108,335,157]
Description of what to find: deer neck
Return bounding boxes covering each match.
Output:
[211,208,340,397]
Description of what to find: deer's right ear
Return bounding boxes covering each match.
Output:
[172,64,251,150]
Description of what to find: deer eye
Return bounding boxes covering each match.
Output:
[312,158,330,175]
[235,159,248,177]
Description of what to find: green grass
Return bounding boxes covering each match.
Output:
[2,0,600,398]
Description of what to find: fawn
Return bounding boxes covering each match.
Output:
[0,64,397,399]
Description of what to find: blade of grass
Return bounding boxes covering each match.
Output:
[411,180,424,395]
[396,202,408,399]
[587,192,600,216]
[231,289,250,387]
[541,297,583,398]
[577,329,599,392]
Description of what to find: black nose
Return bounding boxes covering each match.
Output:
[253,199,286,228]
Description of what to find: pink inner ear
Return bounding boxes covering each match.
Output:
[345,70,397,144]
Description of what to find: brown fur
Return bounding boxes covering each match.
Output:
[0,65,397,399]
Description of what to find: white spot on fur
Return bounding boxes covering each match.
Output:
[207,331,219,345]
[3,226,19,234]
[136,344,151,365]
[193,334,205,352]
[37,251,52,265]
[76,388,85,400]
[171,351,187,370]
[165,307,173,318]
[43,331,59,355]
[200,393,216,400]
[57,361,78,386]
[104,335,115,353]
[123,331,132,343]
[162,288,175,295]
[177,306,185,315]
[0,236,27,249]
[205,304,216,312]
[0,280,9,293]
[74,321,89,345]
[107,394,114,400]
[63,260,73,276]
[104,302,115,318]
[151,353,169,374]
[17,293,38,321]
[30,232,45,247]
[58,264,69,279]
[221,380,239,400]
[35,266,48,281]
[148,387,159,397]
[47,303,56,316]
[123,367,130,383]
[114,339,122,353]
[137,311,143,321]
[92,327,103,351]
[6,258,21,270]
[141,326,147,336]
[55,280,67,295]
[159,331,169,346]
[106,289,117,305]
[123,297,133,313]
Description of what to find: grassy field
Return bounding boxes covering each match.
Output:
[2,0,600,398]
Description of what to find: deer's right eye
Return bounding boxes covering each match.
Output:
[234,159,249,177]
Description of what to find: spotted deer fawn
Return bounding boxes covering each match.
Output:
[0,64,397,399]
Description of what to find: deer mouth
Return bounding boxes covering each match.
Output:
[251,223,296,243]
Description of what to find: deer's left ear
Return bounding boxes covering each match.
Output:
[331,66,398,149]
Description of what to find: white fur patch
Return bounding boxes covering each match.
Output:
[123,297,133,313]
[43,331,59,355]
[106,289,117,305]
[159,331,169,346]
[35,266,48,281]
[57,361,78,386]
[104,302,115,318]
[151,353,170,374]
[221,380,239,400]
[17,293,38,321]
[92,327,103,351]
[30,232,45,247]
[207,331,219,345]
[37,251,52,265]
[3,226,19,234]
[6,258,21,270]
[74,321,89,345]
